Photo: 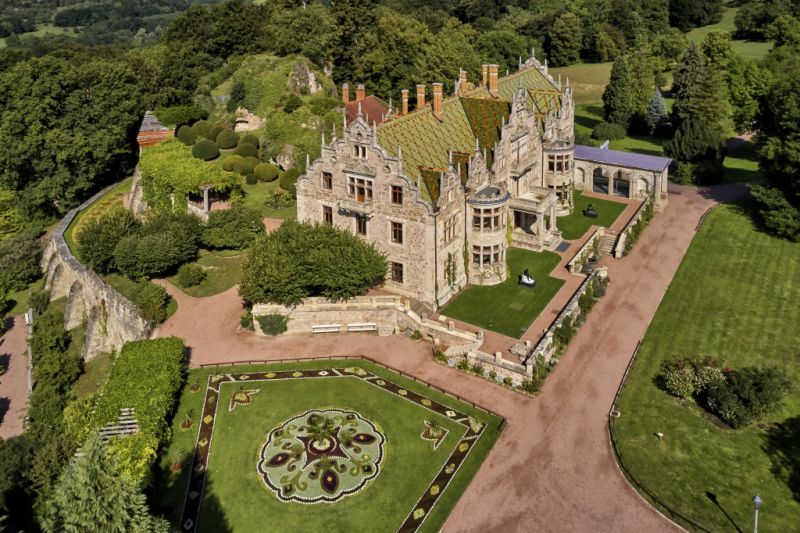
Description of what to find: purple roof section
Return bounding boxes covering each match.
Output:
[574,145,672,173]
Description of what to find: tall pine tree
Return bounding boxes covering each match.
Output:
[671,43,706,129]
[603,55,634,126]
[646,88,667,132]
[40,435,169,533]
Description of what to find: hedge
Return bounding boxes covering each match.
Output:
[202,206,264,249]
[254,163,279,182]
[257,314,288,335]
[175,125,197,146]
[91,338,186,484]
[234,156,260,176]
[591,121,626,141]
[208,124,225,144]
[233,143,258,158]
[191,119,212,139]
[191,139,220,161]
[239,134,260,148]
[153,105,207,128]
[222,155,243,172]
[216,129,239,150]
[129,282,170,324]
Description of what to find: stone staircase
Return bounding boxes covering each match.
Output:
[599,232,618,257]
[410,299,435,319]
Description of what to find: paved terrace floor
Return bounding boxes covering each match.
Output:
[0,316,30,439]
[155,182,748,532]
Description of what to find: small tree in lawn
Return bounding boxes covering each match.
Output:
[646,88,668,134]
[40,434,169,533]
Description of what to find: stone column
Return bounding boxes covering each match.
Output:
[203,187,210,213]
[608,171,614,196]
[538,213,545,237]
[549,204,556,231]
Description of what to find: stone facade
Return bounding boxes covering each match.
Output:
[42,185,152,360]
[297,51,669,309]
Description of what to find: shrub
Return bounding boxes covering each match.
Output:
[257,314,289,335]
[239,134,260,148]
[202,207,264,250]
[240,309,253,330]
[704,367,792,428]
[234,143,258,158]
[216,129,239,150]
[245,174,257,184]
[75,207,140,274]
[114,220,199,279]
[554,315,577,348]
[191,139,219,161]
[175,125,197,146]
[502,376,513,386]
[239,220,387,306]
[662,362,696,399]
[222,154,243,172]
[283,94,303,113]
[91,338,186,484]
[30,289,50,316]
[254,163,279,182]
[129,282,170,323]
[208,124,225,144]
[153,105,206,127]
[264,191,294,209]
[176,264,206,287]
[234,156,260,177]
[191,119,212,139]
[279,168,301,191]
[591,121,626,140]
[0,231,43,291]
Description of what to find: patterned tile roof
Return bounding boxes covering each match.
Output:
[376,65,560,202]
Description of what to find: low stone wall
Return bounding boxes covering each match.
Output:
[567,227,605,274]
[613,198,651,258]
[42,184,152,360]
[451,350,532,387]
[524,267,609,365]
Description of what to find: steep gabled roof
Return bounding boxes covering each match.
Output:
[345,95,390,126]
[461,97,511,170]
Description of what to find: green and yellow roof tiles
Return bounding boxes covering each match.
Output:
[461,97,510,169]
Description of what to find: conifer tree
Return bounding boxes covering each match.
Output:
[39,435,169,533]
[603,55,633,126]
[646,88,668,132]
[671,43,706,128]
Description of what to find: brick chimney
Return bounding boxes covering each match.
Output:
[459,69,468,95]
[416,84,426,110]
[341,83,349,104]
[482,65,488,89]
[356,84,365,101]
[401,89,409,115]
[488,64,499,97]
[432,83,443,120]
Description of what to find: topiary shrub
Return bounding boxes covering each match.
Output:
[245,174,257,184]
[216,130,239,150]
[234,156,260,176]
[279,168,301,191]
[256,314,289,336]
[239,134,260,148]
[176,125,197,146]
[233,143,258,158]
[208,124,225,144]
[191,139,219,161]
[591,121,626,140]
[176,263,206,287]
[191,119,212,139]
[222,154,243,172]
[254,163,279,182]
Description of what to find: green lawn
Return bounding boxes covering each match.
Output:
[241,180,297,220]
[558,191,628,240]
[613,203,800,531]
[154,360,502,532]
[686,6,772,60]
[0,24,75,48]
[4,279,44,318]
[166,249,247,297]
[550,62,613,104]
[64,177,132,258]
[442,248,564,338]
[724,140,761,183]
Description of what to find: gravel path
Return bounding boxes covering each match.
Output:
[0,316,29,439]
[155,182,749,532]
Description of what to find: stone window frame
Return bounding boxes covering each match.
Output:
[353,145,368,159]
[390,261,404,284]
[547,153,572,173]
[323,205,333,225]
[355,214,367,236]
[471,244,504,268]
[348,175,373,202]
[443,214,458,244]
[471,207,504,231]
[390,221,403,245]
[322,172,333,190]
[391,185,403,205]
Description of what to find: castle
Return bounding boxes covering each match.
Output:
[297,51,670,309]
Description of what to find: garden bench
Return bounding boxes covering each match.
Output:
[312,324,341,334]
[347,322,377,332]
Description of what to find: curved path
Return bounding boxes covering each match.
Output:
[156,183,748,532]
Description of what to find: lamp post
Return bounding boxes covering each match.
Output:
[752,494,763,533]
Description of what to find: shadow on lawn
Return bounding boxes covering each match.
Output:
[763,416,800,503]
[705,491,743,532]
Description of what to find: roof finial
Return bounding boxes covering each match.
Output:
[448,150,453,165]
[388,96,392,111]
[475,137,480,152]
[518,56,522,70]
[306,153,310,168]
[343,112,347,132]
[531,46,535,59]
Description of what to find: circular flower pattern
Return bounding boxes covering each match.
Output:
[257,409,385,503]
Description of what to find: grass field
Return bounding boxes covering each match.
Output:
[0,24,75,48]
[549,62,613,104]
[686,6,772,60]
[64,177,132,259]
[558,191,628,240]
[442,248,564,338]
[613,203,800,531]
[166,249,247,297]
[154,360,502,532]
[241,180,297,220]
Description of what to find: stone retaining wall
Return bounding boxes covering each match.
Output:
[42,183,152,360]
[613,197,652,258]
[567,227,605,274]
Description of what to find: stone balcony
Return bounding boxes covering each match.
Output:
[338,197,375,215]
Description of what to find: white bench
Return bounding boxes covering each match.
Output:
[347,322,377,332]
[312,324,341,334]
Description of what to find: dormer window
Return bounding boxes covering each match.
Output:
[353,145,367,159]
